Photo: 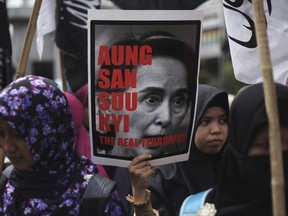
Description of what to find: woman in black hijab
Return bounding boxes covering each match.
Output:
[146,84,229,216]
[181,82,288,215]
[177,84,229,193]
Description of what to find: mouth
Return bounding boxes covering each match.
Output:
[208,139,223,146]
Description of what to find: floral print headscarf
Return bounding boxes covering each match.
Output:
[0,75,98,215]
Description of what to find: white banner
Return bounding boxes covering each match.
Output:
[223,0,288,85]
[36,0,56,60]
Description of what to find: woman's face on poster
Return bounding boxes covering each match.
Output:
[112,56,190,156]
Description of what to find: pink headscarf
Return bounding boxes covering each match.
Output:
[64,92,107,177]
[75,83,88,108]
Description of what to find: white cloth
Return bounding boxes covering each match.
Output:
[223,0,288,85]
[4,157,10,164]
[36,0,56,60]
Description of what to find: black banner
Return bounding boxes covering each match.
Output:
[0,0,13,91]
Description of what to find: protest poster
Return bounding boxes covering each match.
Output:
[88,10,202,167]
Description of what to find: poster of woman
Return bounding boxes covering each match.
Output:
[88,10,202,167]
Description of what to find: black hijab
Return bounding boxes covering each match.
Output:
[207,82,288,216]
[148,84,229,216]
[178,84,229,194]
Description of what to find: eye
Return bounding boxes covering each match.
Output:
[219,116,228,124]
[12,130,22,138]
[199,119,210,126]
[171,96,185,106]
[144,95,162,105]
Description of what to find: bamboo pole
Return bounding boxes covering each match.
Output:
[252,1,286,215]
[55,0,67,91]
[59,50,67,91]
[15,0,42,79]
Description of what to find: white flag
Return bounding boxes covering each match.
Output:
[223,0,288,85]
[36,0,56,60]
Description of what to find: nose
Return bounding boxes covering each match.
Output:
[210,122,221,134]
[154,102,171,128]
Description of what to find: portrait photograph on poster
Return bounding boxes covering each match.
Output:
[88,10,203,167]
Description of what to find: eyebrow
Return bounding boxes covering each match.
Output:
[138,87,189,95]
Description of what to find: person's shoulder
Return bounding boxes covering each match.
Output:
[80,174,119,215]
[83,173,116,199]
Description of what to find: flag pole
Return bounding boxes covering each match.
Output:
[252,1,286,215]
[15,0,42,79]
[55,0,67,92]
[59,50,67,91]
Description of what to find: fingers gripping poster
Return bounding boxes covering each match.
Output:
[88,10,202,167]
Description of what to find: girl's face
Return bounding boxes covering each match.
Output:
[0,117,34,170]
[248,127,288,156]
[194,107,228,154]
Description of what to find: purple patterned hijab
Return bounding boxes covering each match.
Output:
[0,75,98,215]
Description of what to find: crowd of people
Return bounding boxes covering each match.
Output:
[180,82,288,216]
[0,75,156,215]
[1,27,288,216]
[1,74,287,215]
[0,1,287,216]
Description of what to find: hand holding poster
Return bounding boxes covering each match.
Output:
[88,10,202,167]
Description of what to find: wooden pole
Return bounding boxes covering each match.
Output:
[59,50,67,91]
[252,1,286,215]
[15,0,42,79]
[55,0,67,91]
